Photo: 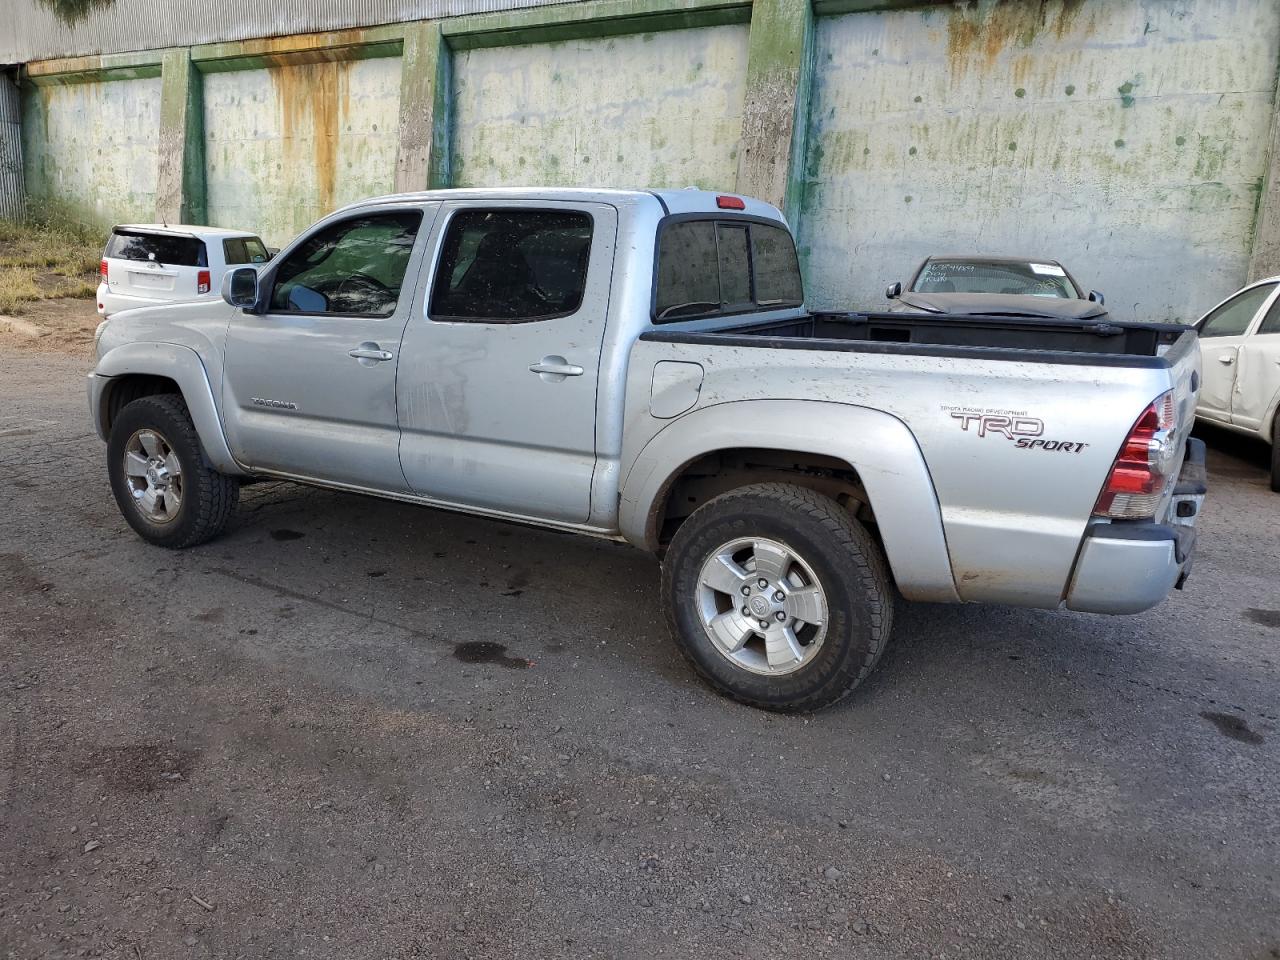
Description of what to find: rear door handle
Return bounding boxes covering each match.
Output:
[349,341,394,364]
[1217,354,1234,365]
[529,356,584,381]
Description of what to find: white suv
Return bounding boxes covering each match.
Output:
[97,225,271,318]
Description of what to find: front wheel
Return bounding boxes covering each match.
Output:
[107,394,239,548]
[661,482,894,712]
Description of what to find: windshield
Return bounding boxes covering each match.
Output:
[912,260,1079,299]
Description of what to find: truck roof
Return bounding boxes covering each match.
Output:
[337,187,786,223]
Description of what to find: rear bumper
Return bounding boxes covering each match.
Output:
[97,285,167,317]
[1065,438,1206,615]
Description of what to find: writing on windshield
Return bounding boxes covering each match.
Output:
[914,260,1078,299]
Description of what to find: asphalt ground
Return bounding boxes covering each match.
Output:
[1,346,1277,960]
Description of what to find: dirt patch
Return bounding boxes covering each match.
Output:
[84,743,199,793]
[0,297,99,355]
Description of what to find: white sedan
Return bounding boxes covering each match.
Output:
[1195,276,1280,490]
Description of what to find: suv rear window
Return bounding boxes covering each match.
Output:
[223,237,270,265]
[106,230,207,268]
[655,219,802,322]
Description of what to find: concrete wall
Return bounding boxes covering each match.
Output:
[21,76,162,226]
[798,0,1280,319]
[11,0,1280,321]
[452,26,749,190]
[204,57,403,246]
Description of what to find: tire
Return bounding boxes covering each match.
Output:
[661,482,894,712]
[107,394,239,548]
[1271,416,1280,493]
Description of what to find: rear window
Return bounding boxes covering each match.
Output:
[654,218,803,322]
[223,236,270,265]
[106,230,207,268]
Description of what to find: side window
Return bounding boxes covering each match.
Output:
[269,212,422,317]
[751,223,804,304]
[1258,292,1280,335]
[654,218,804,322]
[224,237,270,265]
[1199,283,1275,338]
[429,209,593,322]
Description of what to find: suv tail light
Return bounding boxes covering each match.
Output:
[99,259,108,282]
[197,270,211,295]
[1093,390,1178,519]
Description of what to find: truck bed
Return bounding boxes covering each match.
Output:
[642,311,1194,368]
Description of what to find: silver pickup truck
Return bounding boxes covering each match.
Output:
[89,188,1206,711]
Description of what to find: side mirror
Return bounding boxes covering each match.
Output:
[886,281,902,300]
[222,266,260,310]
[1088,290,1105,305]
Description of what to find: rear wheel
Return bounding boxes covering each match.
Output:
[661,482,894,712]
[107,394,239,548]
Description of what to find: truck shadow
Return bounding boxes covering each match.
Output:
[219,479,1229,724]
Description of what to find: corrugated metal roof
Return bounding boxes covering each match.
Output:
[3,0,585,65]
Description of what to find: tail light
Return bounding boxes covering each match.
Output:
[197,270,211,295]
[99,259,108,282]
[716,195,746,210]
[1093,390,1178,519]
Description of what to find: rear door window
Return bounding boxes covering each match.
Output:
[654,218,803,322]
[429,209,593,322]
[106,230,207,267]
[223,237,270,265]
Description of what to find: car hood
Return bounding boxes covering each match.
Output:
[894,291,1108,320]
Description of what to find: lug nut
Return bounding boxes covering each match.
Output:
[758,620,769,629]
[773,591,785,602]
[775,611,786,622]
[757,578,769,589]
[741,585,751,596]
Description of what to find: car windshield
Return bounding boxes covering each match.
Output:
[913,259,1079,299]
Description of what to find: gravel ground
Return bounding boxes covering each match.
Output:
[1,347,1277,960]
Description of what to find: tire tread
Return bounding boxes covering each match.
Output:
[109,394,238,549]
[662,482,894,712]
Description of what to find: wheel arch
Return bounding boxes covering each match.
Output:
[619,400,959,602]
[90,343,245,476]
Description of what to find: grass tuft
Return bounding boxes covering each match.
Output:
[0,206,105,314]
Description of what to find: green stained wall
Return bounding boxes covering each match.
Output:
[797,0,1280,321]
[450,25,749,190]
[21,76,162,227]
[202,56,403,246]
[14,0,1280,319]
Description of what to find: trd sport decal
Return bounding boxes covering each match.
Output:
[948,411,1089,453]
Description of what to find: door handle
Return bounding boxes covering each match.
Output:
[1217,354,1234,365]
[529,356,584,382]
[349,342,394,365]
